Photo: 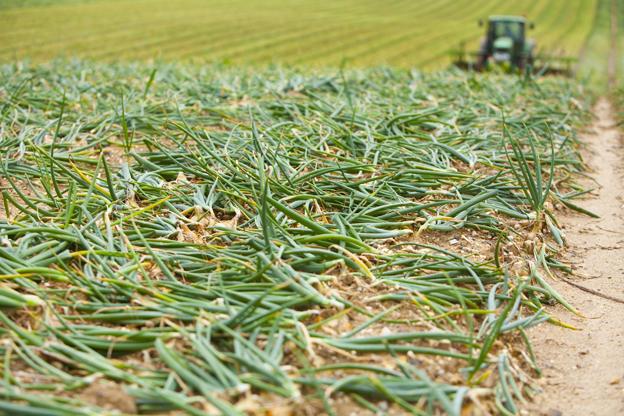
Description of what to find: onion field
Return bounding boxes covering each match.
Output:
[0,0,599,67]
[0,61,591,415]
[0,0,617,414]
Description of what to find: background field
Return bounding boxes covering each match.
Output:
[0,0,599,68]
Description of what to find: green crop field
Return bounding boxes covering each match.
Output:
[0,0,599,67]
[0,61,591,415]
[1,1,621,415]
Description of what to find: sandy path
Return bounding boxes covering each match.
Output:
[528,98,624,415]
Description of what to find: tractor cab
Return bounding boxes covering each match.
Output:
[478,15,535,70]
[451,15,576,76]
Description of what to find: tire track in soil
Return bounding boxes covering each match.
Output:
[527,100,624,414]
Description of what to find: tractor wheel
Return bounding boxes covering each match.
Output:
[476,55,486,71]
[476,38,488,70]
[520,53,535,71]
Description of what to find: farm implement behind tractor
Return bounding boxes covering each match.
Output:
[452,15,576,76]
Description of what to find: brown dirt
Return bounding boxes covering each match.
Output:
[80,379,137,413]
[528,98,624,415]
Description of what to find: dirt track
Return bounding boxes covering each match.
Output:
[529,98,624,415]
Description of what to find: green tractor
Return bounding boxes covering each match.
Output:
[476,15,534,70]
[453,15,575,75]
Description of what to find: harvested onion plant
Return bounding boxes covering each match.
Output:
[0,62,588,415]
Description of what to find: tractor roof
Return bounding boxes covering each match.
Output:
[488,15,527,23]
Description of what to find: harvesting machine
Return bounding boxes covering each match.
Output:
[452,15,575,76]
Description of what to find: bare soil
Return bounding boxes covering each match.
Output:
[80,379,137,413]
[528,98,624,415]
